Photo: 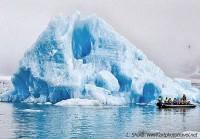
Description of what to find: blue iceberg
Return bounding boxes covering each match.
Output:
[0,11,200,105]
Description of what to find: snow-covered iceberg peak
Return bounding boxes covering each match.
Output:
[0,11,199,105]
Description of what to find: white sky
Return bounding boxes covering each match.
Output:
[0,0,200,81]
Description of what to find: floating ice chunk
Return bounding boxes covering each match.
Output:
[22,109,43,112]
[45,102,52,105]
[55,98,102,106]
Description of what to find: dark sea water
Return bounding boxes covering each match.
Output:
[0,102,199,139]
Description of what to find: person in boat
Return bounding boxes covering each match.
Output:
[158,96,162,102]
[180,98,184,105]
[157,96,163,106]
[164,97,169,104]
[182,94,186,100]
[173,98,177,105]
[182,94,187,104]
[168,98,172,105]
[178,99,181,105]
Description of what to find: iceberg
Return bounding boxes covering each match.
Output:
[173,78,192,90]
[0,11,199,105]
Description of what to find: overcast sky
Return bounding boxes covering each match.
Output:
[0,0,200,81]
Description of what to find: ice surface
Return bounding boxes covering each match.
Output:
[0,11,200,105]
[84,84,126,105]
[96,70,119,92]
[174,78,192,89]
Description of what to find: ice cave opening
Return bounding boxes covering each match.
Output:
[139,83,160,103]
[72,25,93,59]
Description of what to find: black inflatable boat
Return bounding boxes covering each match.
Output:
[157,102,196,108]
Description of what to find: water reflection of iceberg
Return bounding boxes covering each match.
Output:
[0,103,199,138]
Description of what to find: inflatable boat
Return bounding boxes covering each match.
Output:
[157,103,196,108]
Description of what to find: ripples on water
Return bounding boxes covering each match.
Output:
[0,102,199,138]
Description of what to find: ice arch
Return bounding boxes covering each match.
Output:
[139,83,160,103]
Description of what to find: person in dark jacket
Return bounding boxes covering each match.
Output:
[158,96,162,102]
[173,98,177,105]
[182,94,187,104]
